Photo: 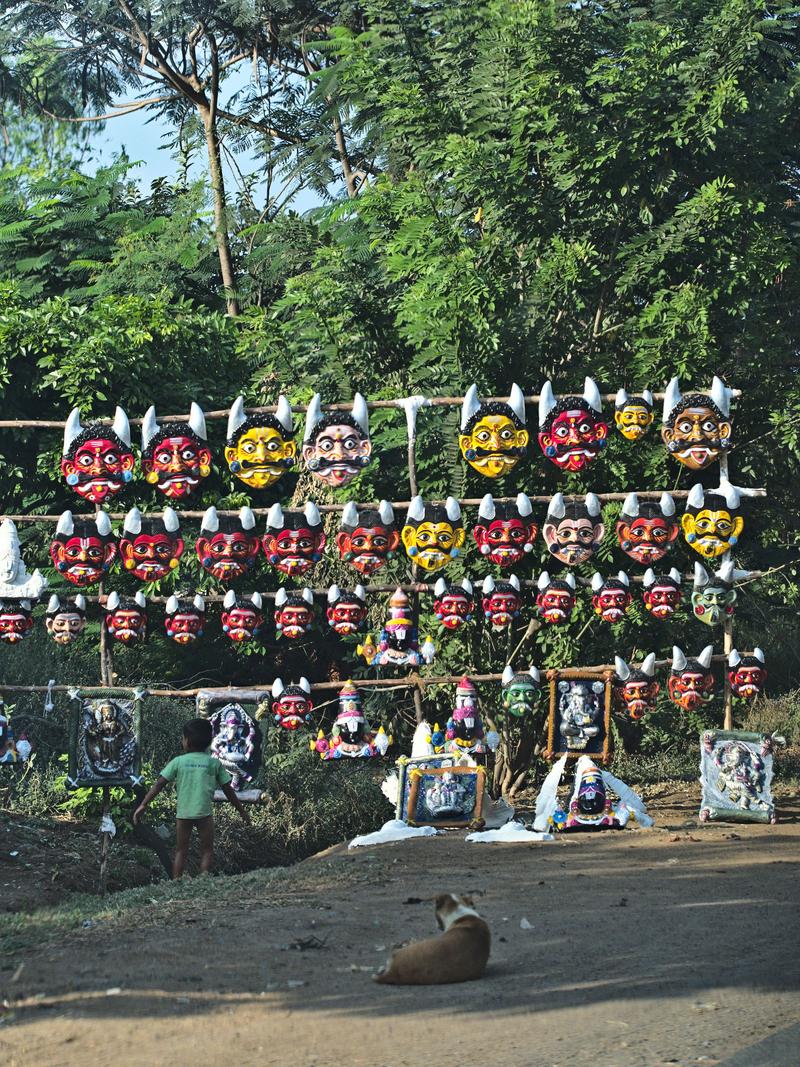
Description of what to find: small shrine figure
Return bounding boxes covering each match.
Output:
[359,588,435,667]
[534,755,652,833]
[312,681,390,760]
[728,649,767,701]
[209,703,262,792]
[86,700,127,773]
[445,677,498,757]
[271,678,314,730]
[500,665,541,718]
[704,734,772,813]
[0,519,47,599]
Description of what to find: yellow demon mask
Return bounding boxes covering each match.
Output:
[225,395,297,490]
[458,384,528,478]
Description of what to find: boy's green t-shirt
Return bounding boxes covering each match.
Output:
[160,751,232,819]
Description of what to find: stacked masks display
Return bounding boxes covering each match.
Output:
[458,384,528,477]
[50,511,116,587]
[433,577,475,631]
[536,572,577,625]
[336,501,398,576]
[682,479,745,560]
[616,493,678,565]
[196,506,259,582]
[164,595,206,644]
[221,591,264,643]
[326,584,368,637]
[661,376,733,470]
[274,587,315,640]
[302,393,372,488]
[642,568,683,621]
[119,508,183,581]
[473,493,537,567]
[225,395,296,490]
[728,649,767,701]
[614,389,654,442]
[271,678,314,731]
[45,593,87,644]
[481,575,523,631]
[613,654,659,721]
[692,561,737,627]
[543,493,604,566]
[263,502,326,578]
[500,665,541,718]
[538,378,608,471]
[105,591,147,645]
[61,407,134,503]
[401,497,464,573]
[668,645,715,711]
[141,403,211,499]
[590,572,632,624]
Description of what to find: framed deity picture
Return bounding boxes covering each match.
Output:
[68,687,145,790]
[405,765,486,829]
[545,669,613,763]
[395,754,463,821]
[196,689,269,799]
[699,730,776,825]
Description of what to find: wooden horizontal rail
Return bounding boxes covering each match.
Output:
[0,653,754,699]
[0,388,744,429]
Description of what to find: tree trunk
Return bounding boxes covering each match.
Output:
[199,104,240,316]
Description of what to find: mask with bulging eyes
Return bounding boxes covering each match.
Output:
[613,654,659,721]
[661,376,733,471]
[692,561,737,627]
[682,479,745,561]
[613,388,654,442]
[458,384,529,478]
[727,649,767,701]
[668,646,716,711]
[538,378,609,472]
[473,492,538,568]
[616,492,678,565]
[302,394,372,488]
[543,493,604,566]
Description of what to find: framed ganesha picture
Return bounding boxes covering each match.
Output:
[545,669,613,763]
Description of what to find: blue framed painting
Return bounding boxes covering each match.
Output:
[405,765,486,828]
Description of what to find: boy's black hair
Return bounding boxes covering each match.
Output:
[183,717,213,751]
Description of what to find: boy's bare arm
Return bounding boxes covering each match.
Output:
[221,782,251,822]
[133,776,168,824]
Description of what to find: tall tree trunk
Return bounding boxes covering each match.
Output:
[199,104,240,316]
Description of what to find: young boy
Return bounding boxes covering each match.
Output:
[133,717,250,879]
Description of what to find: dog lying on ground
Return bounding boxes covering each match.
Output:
[373,893,490,985]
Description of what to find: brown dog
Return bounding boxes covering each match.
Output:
[373,893,490,985]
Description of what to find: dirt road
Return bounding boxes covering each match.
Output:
[2,788,799,1067]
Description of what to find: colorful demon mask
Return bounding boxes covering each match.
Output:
[164,594,206,644]
[661,376,733,470]
[543,493,604,566]
[0,598,33,644]
[538,378,608,471]
[500,664,541,718]
[642,567,683,620]
[591,571,632,623]
[668,645,715,711]
[225,394,296,490]
[682,479,745,560]
[271,677,314,730]
[692,561,737,627]
[613,654,659,721]
[221,590,264,643]
[359,588,435,667]
[401,496,464,573]
[45,593,87,644]
[473,493,537,568]
[326,583,368,636]
[274,586,315,640]
[433,577,475,630]
[302,393,372,488]
[50,511,116,587]
[119,507,183,582]
[0,519,47,599]
[536,571,577,625]
[616,492,678,565]
[728,649,767,701]
[196,506,259,583]
[61,406,134,504]
[458,383,528,478]
[263,502,326,579]
[337,501,398,576]
[104,591,147,645]
[312,680,389,760]
[140,403,211,499]
[481,574,523,631]
[614,388,654,442]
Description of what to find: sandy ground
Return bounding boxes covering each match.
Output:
[2,786,799,1067]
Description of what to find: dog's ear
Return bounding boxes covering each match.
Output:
[461,894,475,907]
[433,892,452,910]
